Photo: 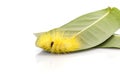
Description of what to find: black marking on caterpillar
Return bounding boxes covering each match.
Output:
[51,41,54,47]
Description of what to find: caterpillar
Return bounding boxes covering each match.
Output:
[36,31,80,54]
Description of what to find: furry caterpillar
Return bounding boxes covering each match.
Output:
[36,31,80,53]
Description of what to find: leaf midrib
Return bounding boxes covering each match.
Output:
[74,8,111,37]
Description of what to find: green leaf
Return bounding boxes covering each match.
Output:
[98,34,120,48]
[56,7,120,50]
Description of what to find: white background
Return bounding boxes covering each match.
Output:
[0,0,120,80]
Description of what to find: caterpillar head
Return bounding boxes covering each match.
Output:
[36,31,80,54]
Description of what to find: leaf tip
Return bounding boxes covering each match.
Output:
[33,32,43,37]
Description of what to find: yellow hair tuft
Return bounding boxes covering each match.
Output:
[36,31,80,54]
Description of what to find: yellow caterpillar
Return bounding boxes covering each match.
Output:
[36,31,80,53]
